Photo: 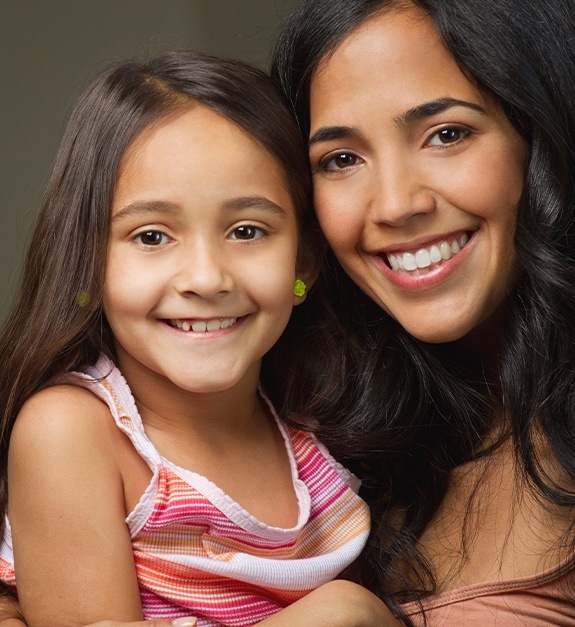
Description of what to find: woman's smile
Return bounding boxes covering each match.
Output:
[383,231,470,275]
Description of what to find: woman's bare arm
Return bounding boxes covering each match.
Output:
[256,580,402,626]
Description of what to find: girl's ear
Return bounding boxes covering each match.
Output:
[293,231,326,305]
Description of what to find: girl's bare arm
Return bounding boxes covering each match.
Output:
[8,387,144,626]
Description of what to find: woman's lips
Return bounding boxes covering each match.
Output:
[370,230,477,290]
[386,231,470,274]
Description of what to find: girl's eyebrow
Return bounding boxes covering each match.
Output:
[111,200,179,223]
[221,196,287,216]
[111,197,287,223]
[308,98,486,147]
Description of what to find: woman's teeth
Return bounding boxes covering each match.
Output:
[387,233,469,273]
[170,317,238,333]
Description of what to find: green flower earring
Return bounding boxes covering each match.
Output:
[293,279,307,297]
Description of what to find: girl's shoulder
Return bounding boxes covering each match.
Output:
[10,383,123,474]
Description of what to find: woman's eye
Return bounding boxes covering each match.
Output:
[427,126,470,147]
[133,230,171,248]
[318,152,362,172]
[230,225,266,241]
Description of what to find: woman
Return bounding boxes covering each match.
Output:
[269,0,575,623]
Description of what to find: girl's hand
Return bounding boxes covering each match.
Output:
[256,580,402,626]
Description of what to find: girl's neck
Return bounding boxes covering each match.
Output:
[115,347,266,443]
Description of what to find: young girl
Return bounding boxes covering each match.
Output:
[0,51,394,627]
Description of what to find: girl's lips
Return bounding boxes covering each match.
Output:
[370,230,477,290]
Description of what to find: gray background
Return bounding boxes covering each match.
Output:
[0,0,299,322]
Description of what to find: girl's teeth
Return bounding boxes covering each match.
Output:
[387,234,470,273]
[171,318,238,332]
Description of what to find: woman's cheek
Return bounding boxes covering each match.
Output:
[314,185,363,255]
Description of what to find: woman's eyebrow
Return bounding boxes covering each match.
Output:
[396,97,486,126]
[309,98,485,147]
[309,126,363,147]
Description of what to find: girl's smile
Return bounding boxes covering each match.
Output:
[308,6,527,344]
[166,317,240,334]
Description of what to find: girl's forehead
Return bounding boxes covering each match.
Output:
[111,105,295,222]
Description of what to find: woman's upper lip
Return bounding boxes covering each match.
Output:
[368,228,476,255]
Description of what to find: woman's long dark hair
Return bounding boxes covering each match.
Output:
[0,51,316,546]
[271,0,575,619]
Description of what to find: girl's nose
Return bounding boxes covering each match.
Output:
[174,243,234,299]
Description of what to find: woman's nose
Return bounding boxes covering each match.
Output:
[368,157,436,227]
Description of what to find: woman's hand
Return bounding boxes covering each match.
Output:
[256,580,402,626]
[0,581,397,627]
[0,594,197,627]
[89,620,196,627]
[0,615,196,627]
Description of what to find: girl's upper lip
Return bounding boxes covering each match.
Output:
[369,228,476,255]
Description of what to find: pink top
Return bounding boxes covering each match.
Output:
[400,558,575,625]
[0,356,370,626]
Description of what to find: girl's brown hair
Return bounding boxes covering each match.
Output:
[0,50,316,539]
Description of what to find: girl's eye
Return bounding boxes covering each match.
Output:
[133,230,171,248]
[318,152,362,172]
[427,126,470,147]
[229,225,266,241]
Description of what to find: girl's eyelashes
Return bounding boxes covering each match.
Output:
[315,151,363,173]
[132,230,173,249]
[228,225,268,241]
[129,225,268,247]
[425,125,472,147]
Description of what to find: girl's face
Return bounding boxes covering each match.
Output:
[308,6,527,343]
[104,105,303,395]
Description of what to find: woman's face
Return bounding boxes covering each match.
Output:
[308,6,527,343]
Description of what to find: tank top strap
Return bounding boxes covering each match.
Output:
[57,355,162,469]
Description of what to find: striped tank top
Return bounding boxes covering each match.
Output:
[0,356,370,626]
